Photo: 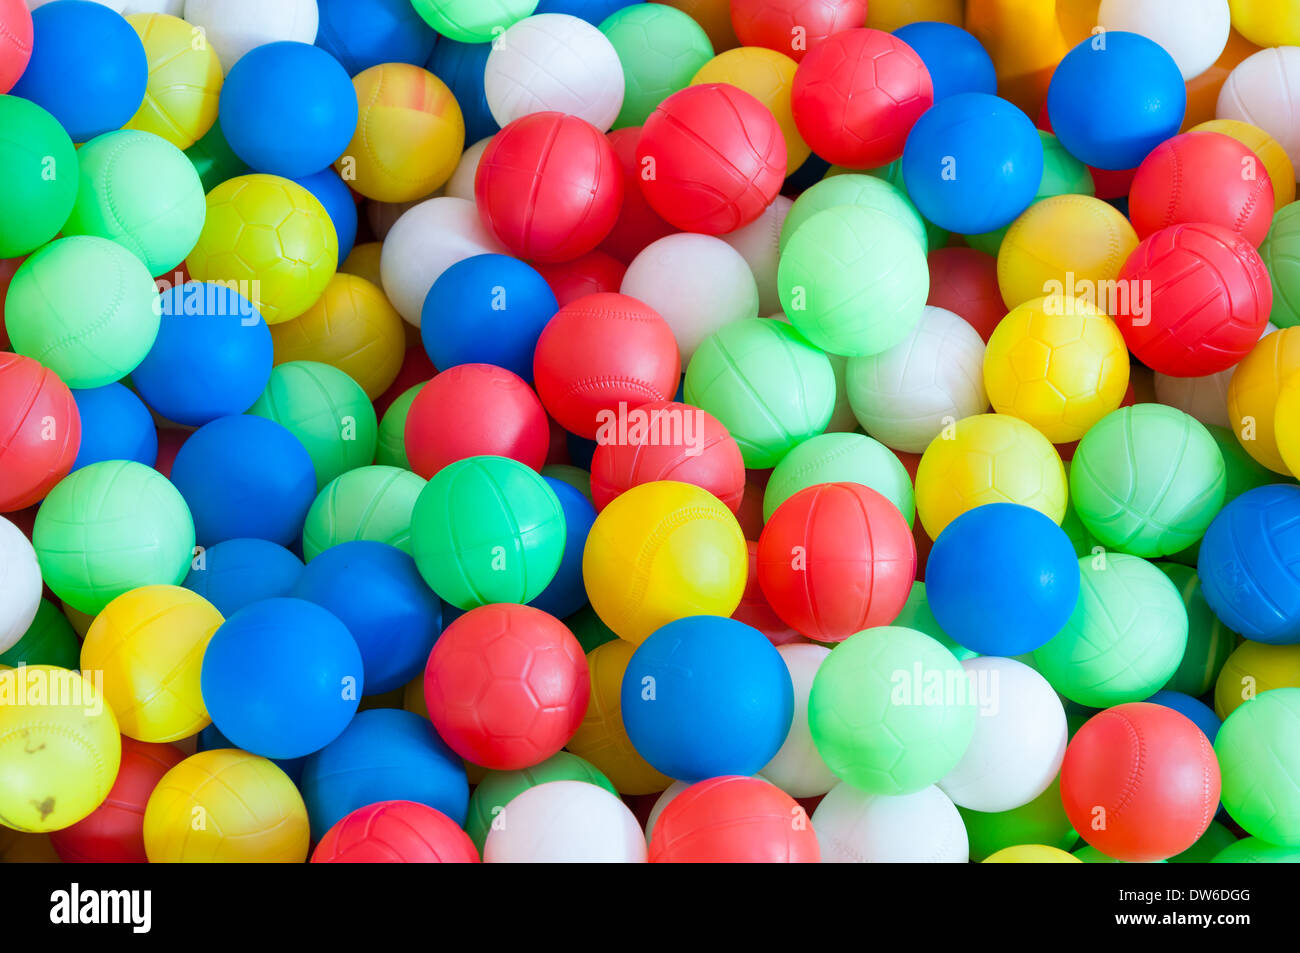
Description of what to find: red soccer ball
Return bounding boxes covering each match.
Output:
[599,126,677,263]
[731,0,868,62]
[758,482,916,642]
[636,84,787,235]
[1113,222,1272,377]
[1129,132,1275,247]
[404,363,549,477]
[925,247,1004,343]
[0,351,81,512]
[649,776,821,862]
[423,603,590,771]
[533,292,681,440]
[791,28,933,169]
[1061,703,1221,863]
[732,540,804,646]
[534,250,628,307]
[475,112,625,264]
[311,801,480,863]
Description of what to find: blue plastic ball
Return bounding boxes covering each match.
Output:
[893,22,996,102]
[528,477,596,619]
[1146,689,1221,744]
[292,168,357,262]
[425,37,499,145]
[169,415,317,547]
[421,254,558,381]
[183,537,305,617]
[1046,31,1186,171]
[1198,484,1300,645]
[315,0,439,75]
[535,0,639,23]
[902,92,1044,234]
[925,503,1080,656]
[291,540,442,695]
[200,597,363,759]
[300,708,468,839]
[217,41,359,178]
[621,616,794,782]
[196,722,306,785]
[70,383,158,471]
[12,1,147,143]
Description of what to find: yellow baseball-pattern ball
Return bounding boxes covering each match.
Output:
[0,665,122,833]
[983,844,1083,863]
[915,413,1069,539]
[1229,0,1300,49]
[983,294,1130,443]
[565,639,673,796]
[80,585,224,743]
[124,13,223,150]
[186,173,339,325]
[1191,119,1296,207]
[1228,327,1300,474]
[1214,640,1300,719]
[691,47,810,174]
[997,194,1140,311]
[338,63,465,203]
[582,480,748,646]
[143,749,310,862]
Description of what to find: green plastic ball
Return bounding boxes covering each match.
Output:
[32,461,195,616]
[1171,821,1239,862]
[375,383,425,470]
[778,205,929,357]
[0,95,79,258]
[466,751,617,850]
[411,0,538,43]
[301,465,426,561]
[410,455,566,609]
[600,4,713,129]
[1215,686,1300,846]
[1157,562,1237,697]
[780,173,927,253]
[862,160,949,251]
[1069,404,1227,558]
[250,361,379,490]
[564,603,617,653]
[1212,836,1300,862]
[764,432,915,525]
[889,582,979,661]
[0,599,80,670]
[958,776,1078,862]
[1033,553,1188,708]
[62,130,205,276]
[808,626,977,795]
[5,236,161,389]
[184,120,248,193]
[540,464,593,502]
[684,317,835,468]
[1259,201,1300,329]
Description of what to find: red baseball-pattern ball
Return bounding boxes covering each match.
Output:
[730,0,869,63]
[311,801,480,863]
[649,775,821,862]
[0,351,81,512]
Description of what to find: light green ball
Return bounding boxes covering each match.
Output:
[1215,687,1300,846]
[780,174,927,253]
[778,205,929,357]
[600,4,713,128]
[5,236,161,389]
[889,582,978,661]
[411,0,538,42]
[375,383,425,470]
[808,626,977,795]
[467,751,616,850]
[959,776,1078,862]
[302,465,427,561]
[1212,836,1300,862]
[862,160,949,251]
[32,461,195,615]
[250,361,379,490]
[684,317,835,468]
[1258,201,1300,329]
[1157,562,1237,697]
[0,95,79,258]
[764,432,915,525]
[1033,554,1188,708]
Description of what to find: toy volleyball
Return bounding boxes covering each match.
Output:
[812,781,968,863]
[1260,202,1300,329]
[123,11,222,150]
[483,780,646,863]
[302,465,426,560]
[466,751,616,851]
[182,537,304,617]
[763,431,914,524]
[312,801,479,864]
[1215,687,1300,846]
[0,515,41,654]
[692,47,808,176]
[601,3,713,130]
[0,94,77,258]
[649,775,819,863]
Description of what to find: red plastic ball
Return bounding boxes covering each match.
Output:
[599,126,677,263]
[1129,132,1275,247]
[791,28,933,169]
[757,482,916,642]
[311,801,480,863]
[475,112,624,264]
[1061,702,1221,862]
[48,738,185,864]
[404,363,549,477]
[0,352,81,512]
[925,247,1003,342]
[0,0,33,95]
[589,400,745,513]
[423,603,590,771]
[1113,222,1272,377]
[532,292,681,440]
[636,84,787,235]
[731,0,868,62]
[732,540,804,646]
[534,250,628,307]
[648,776,821,862]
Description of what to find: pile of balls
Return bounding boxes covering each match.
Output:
[3,0,1300,864]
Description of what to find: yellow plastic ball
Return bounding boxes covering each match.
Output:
[0,665,122,833]
[1228,327,1300,474]
[1215,640,1300,719]
[124,13,223,150]
[582,480,748,646]
[983,844,1083,863]
[983,294,1130,443]
[1191,119,1296,207]
[186,173,339,325]
[691,47,811,174]
[915,412,1069,539]
[340,240,384,288]
[565,639,673,795]
[143,749,310,862]
[1273,368,1300,477]
[81,585,223,744]
[997,194,1139,311]
[337,63,465,204]
[1229,0,1300,49]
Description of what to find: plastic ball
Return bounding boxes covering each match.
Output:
[813,781,967,862]
[0,598,79,670]
[0,353,81,512]
[121,9,220,149]
[780,173,926,255]
[292,168,357,263]
[1216,640,1300,720]
[315,0,438,76]
[1192,118,1296,209]
[1097,0,1230,80]
[598,125,677,262]
[1228,326,1300,474]
[984,844,1081,863]
[0,0,32,93]
[759,644,837,798]
[1218,47,1300,173]
[649,775,818,862]
[467,751,615,850]
[1261,203,1300,329]
[925,247,1003,342]
[0,515,40,654]
[426,39,498,145]
[484,779,645,862]
[312,800,477,863]
[764,432,914,525]
[183,537,303,617]
[0,95,77,258]
[535,250,628,306]
[302,465,426,560]
[1213,836,1300,863]
[181,0,318,67]
[691,48,807,175]
[1148,689,1222,743]
[1216,686,1300,845]
[893,21,995,102]
[729,0,864,62]
[600,3,712,130]
[411,0,538,43]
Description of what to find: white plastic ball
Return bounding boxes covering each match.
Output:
[0,516,42,654]
[1153,323,1274,428]
[721,195,792,316]
[760,644,838,798]
[1218,47,1300,172]
[1097,0,1230,81]
[183,0,319,72]
[811,783,969,863]
[444,136,493,202]
[644,780,689,842]
[484,14,625,130]
[380,196,507,325]
[938,657,1068,813]
[845,305,989,453]
[621,233,760,361]
[483,780,647,862]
